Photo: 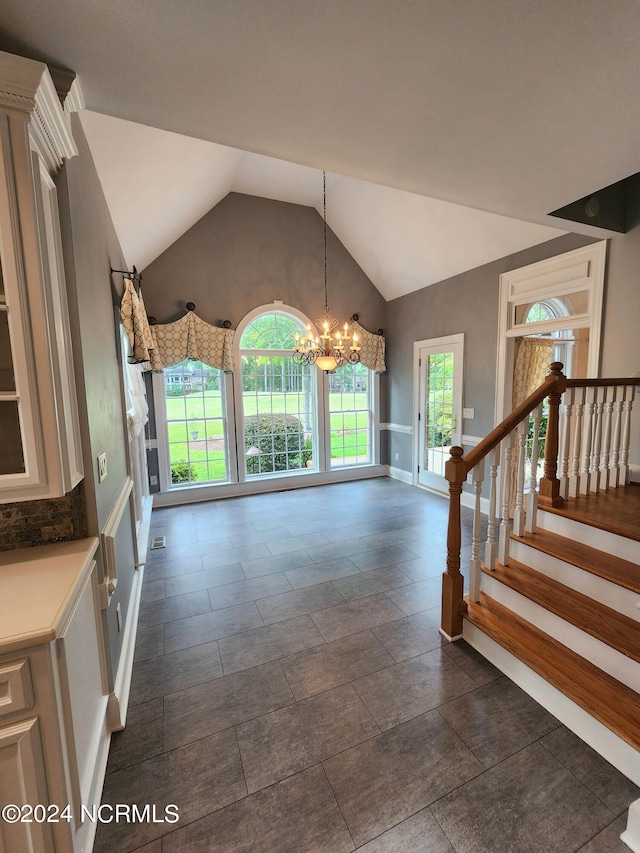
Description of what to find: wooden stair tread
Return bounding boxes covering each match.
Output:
[464,593,640,752]
[543,483,640,543]
[483,559,640,664]
[510,527,640,596]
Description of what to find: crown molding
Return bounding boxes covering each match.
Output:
[0,49,77,172]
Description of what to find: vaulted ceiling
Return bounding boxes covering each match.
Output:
[1,0,638,299]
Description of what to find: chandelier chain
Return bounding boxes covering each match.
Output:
[323,170,328,312]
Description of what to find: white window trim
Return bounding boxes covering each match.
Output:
[495,241,606,424]
[235,301,318,483]
[152,367,235,491]
[151,300,382,500]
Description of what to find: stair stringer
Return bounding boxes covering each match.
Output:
[463,620,640,786]
[481,571,640,692]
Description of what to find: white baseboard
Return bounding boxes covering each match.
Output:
[107,562,145,731]
[77,713,112,853]
[387,465,414,485]
[463,621,640,787]
[153,465,387,507]
[460,490,489,515]
[622,799,640,852]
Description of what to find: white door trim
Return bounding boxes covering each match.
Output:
[495,241,607,426]
[413,333,465,489]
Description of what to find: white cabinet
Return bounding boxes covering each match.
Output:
[0,50,82,502]
[0,538,110,853]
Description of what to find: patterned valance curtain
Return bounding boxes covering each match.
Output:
[147,310,235,372]
[512,337,555,407]
[120,277,155,365]
[351,320,386,373]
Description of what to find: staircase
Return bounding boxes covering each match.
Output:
[439,366,640,794]
[463,485,640,785]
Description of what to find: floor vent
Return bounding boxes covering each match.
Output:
[150,535,166,550]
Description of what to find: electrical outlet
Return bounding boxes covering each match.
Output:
[463,407,475,419]
[116,602,122,632]
[97,452,107,482]
[149,474,158,486]
[394,453,399,462]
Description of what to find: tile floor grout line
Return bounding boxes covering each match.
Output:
[318,761,358,850]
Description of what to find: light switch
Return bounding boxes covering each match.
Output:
[97,452,107,482]
[463,408,475,419]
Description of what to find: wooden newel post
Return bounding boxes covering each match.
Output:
[538,362,567,509]
[441,446,466,640]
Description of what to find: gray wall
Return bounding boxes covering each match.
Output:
[384,233,600,474]
[143,193,387,337]
[57,114,136,681]
[143,192,388,431]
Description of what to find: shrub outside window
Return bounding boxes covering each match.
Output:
[239,313,316,478]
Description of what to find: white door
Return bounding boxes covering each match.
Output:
[415,335,464,492]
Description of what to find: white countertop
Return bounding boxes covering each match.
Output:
[0,537,99,655]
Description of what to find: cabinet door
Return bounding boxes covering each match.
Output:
[0,717,54,853]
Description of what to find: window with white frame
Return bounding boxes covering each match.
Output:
[239,312,317,477]
[162,359,229,485]
[328,362,373,467]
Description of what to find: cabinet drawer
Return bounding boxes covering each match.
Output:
[0,658,34,717]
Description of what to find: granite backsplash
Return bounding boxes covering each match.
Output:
[0,482,87,551]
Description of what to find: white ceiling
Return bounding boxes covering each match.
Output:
[80,110,562,299]
[1,0,638,298]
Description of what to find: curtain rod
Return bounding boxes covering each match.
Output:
[111,264,143,283]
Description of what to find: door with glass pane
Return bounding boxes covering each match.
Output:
[416,336,463,492]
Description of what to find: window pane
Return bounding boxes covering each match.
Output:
[424,352,453,477]
[0,401,24,474]
[163,360,228,485]
[242,351,315,477]
[514,291,590,326]
[0,311,16,392]
[240,314,304,350]
[329,362,372,468]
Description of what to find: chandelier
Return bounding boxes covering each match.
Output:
[293,171,360,372]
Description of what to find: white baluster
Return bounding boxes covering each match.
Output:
[559,390,573,500]
[484,446,499,570]
[611,387,624,488]
[513,420,527,537]
[600,388,614,491]
[620,385,635,486]
[469,458,485,603]
[590,386,604,494]
[526,404,542,533]
[569,388,584,498]
[498,433,514,565]
[581,387,595,495]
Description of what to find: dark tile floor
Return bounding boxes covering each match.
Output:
[94,478,638,852]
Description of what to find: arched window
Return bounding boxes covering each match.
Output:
[524,302,556,324]
[238,310,317,478]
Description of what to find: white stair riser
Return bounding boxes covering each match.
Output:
[463,621,640,787]
[536,510,640,564]
[509,539,640,624]
[481,573,640,694]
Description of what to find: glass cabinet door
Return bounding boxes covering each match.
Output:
[0,256,26,475]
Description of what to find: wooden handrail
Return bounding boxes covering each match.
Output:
[440,363,638,641]
[566,377,640,388]
[461,365,565,476]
